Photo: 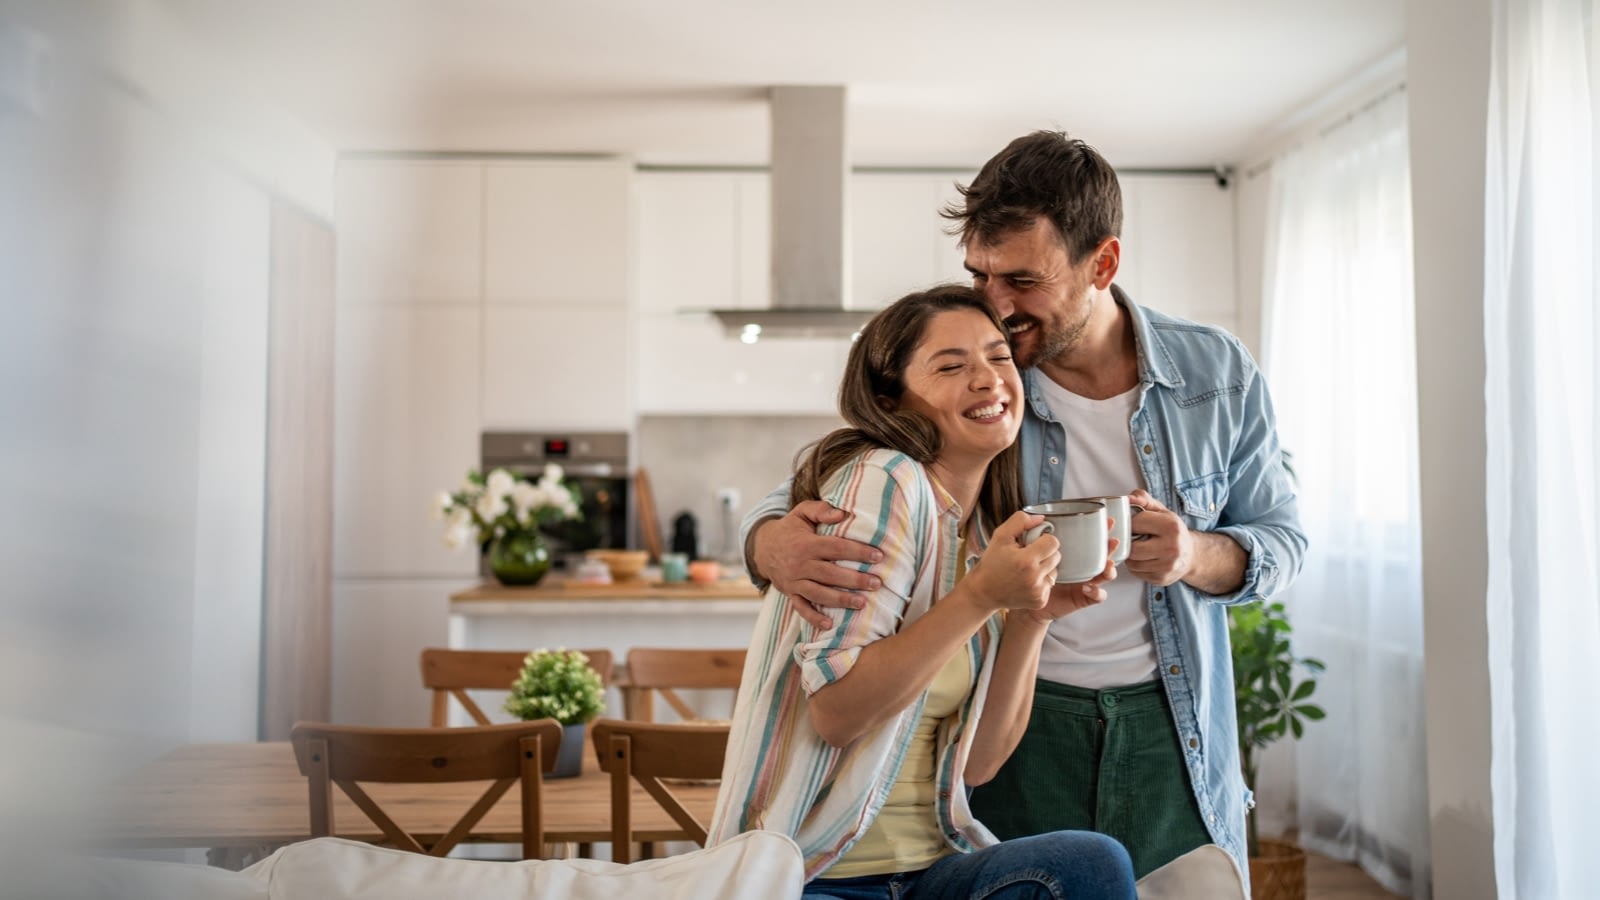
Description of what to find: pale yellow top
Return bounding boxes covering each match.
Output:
[825,645,974,876]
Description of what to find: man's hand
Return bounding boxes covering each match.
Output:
[1125,490,1194,586]
[751,500,883,630]
[1126,489,1247,594]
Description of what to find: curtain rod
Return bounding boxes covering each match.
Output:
[337,152,1228,188]
[336,154,1232,188]
[639,163,1232,187]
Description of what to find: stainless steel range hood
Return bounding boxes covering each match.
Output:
[711,86,875,340]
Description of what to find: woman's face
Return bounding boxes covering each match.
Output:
[896,308,1023,471]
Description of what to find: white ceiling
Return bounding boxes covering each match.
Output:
[163,0,1406,169]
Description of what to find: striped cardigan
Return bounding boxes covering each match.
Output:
[707,448,1005,880]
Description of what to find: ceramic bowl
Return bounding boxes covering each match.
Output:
[687,559,721,584]
[587,549,649,582]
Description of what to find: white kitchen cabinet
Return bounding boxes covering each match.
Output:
[636,174,741,313]
[850,173,974,307]
[336,161,483,305]
[636,170,971,416]
[484,161,632,306]
[1119,176,1237,326]
[636,311,852,415]
[636,171,769,313]
[932,175,975,283]
[333,304,482,578]
[639,169,851,415]
[481,305,633,429]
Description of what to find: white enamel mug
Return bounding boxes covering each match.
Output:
[1021,499,1108,583]
[1073,494,1144,564]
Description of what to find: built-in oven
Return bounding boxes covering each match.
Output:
[480,431,632,567]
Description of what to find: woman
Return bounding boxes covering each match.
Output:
[708,285,1134,899]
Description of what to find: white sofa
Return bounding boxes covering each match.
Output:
[57,834,1246,899]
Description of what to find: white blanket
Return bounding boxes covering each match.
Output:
[65,834,1245,899]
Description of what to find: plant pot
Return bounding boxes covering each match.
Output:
[488,531,551,586]
[1248,838,1307,900]
[546,722,586,779]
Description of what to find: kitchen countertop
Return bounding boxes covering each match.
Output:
[450,577,762,604]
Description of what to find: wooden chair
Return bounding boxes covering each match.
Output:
[589,718,730,863]
[420,647,615,727]
[621,647,745,722]
[289,719,562,859]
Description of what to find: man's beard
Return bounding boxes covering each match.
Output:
[1009,307,1089,369]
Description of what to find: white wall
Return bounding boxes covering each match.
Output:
[188,170,273,743]
[0,0,333,879]
[1407,0,1497,896]
[1231,168,1270,360]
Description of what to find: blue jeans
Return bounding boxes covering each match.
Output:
[802,831,1136,900]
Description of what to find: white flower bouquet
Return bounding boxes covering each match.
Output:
[435,465,582,550]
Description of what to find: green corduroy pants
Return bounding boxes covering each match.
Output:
[968,679,1212,880]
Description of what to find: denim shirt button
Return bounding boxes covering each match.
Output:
[1168,664,1181,675]
[1153,591,1164,601]
[1142,444,1154,454]
[1049,456,1059,465]
[1188,737,1199,749]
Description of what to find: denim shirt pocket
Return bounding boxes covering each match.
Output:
[1175,472,1229,528]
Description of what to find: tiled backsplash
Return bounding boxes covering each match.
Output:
[637,414,843,565]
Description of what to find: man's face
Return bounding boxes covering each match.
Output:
[963,217,1097,369]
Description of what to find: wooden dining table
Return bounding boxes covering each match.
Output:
[95,740,721,856]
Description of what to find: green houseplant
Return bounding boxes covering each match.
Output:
[1230,600,1325,900]
[504,649,607,778]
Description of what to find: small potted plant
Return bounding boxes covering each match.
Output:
[435,466,582,586]
[504,649,606,778]
[1231,600,1326,900]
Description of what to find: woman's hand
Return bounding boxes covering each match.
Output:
[963,511,1061,615]
[1022,557,1118,624]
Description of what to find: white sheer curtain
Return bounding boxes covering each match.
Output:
[1260,88,1430,897]
[1484,1,1600,897]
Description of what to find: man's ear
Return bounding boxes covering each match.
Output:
[1090,237,1121,289]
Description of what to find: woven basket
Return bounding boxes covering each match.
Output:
[1248,838,1307,900]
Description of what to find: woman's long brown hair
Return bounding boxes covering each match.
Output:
[791,284,1023,530]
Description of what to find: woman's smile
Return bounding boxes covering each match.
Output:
[897,308,1024,469]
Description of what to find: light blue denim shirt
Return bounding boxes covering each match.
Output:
[741,287,1306,872]
[1018,288,1306,870]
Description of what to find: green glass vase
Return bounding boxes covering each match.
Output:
[487,530,552,586]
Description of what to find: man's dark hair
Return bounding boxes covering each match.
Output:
[942,130,1123,264]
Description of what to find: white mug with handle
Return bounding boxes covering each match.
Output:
[1021,499,1108,583]
[1074,494,1144,564]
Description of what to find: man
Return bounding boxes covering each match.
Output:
[740,130,1306,879]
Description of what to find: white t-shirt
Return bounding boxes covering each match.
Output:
[1031,375,1159,689]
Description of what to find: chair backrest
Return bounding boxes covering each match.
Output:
[622,647,745,722]
[289,719,562,858]
[420,647,614,727]
[588,718,730,864]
